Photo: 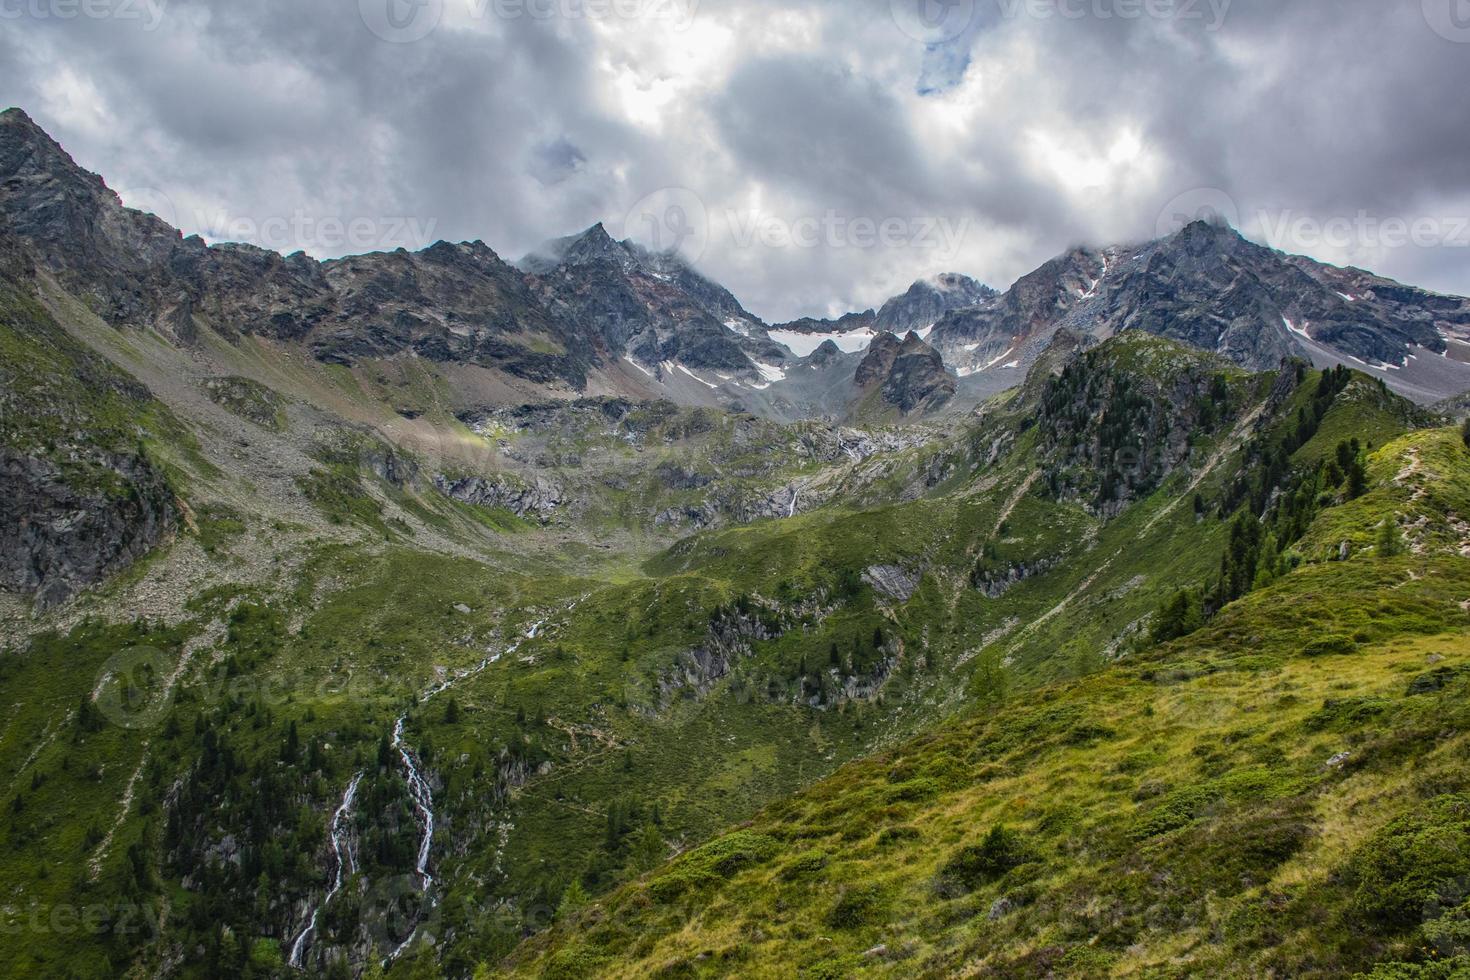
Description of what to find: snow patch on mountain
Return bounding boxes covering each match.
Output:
[770,328,877,356]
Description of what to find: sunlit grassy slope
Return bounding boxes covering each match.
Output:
[504,427,1470,979]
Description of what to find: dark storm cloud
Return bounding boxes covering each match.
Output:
[1,0,1468,321]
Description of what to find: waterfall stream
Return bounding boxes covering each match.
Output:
[287,772,364,968]
[286,611,561,971]
[383,614,550,963]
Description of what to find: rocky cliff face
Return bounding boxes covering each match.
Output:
[1073,221,1458,370]
[432,473,564,522]
[0,262,177,609]
[0,449,175,609]
[855,331,957,414]
[928,247,1113,375]
[0,109,596,386]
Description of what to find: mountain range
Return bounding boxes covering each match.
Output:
[5,106,1469,428]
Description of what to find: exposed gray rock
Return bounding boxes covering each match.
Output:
[364,447,418,488]
[202,376,285,430]
[654,505,716,530]
[876,273,995,334]
[654,463,713,490]
[862,565,921,602]
[932,219,1470,404]
[433,473,563,521]
[973,557,1061,598]
[0,449,176,610]
[0,109,597,387]
[855,332,956,414]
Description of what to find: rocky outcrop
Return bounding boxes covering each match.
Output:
[365,447,419,489]
[202,376,285,430]
[654,463,713,491]
[0,449,175,609]
[855,332,957,414]
[656,606,784,705]
[972,557,1061,598]
[808,339,845,368]
[653,505,717,530]
[861,565,921,602]
[433,473,564,521]
[1035,333,1243,515]
[653,595,841,708]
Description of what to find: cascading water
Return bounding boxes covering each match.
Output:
[382,614,552,964]
[392,715,436,891]
[287,772,363,968]
[285,611,569,971]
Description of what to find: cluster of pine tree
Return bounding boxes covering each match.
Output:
[1151,367,1369,645]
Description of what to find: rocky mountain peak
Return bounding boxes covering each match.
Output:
[808,338,844,366]
[1,105,110,208]
[899,330,930,352]
[876,272,994,334]
[1,106,62,153]
[560,222,628,265]
[855,330,956,414]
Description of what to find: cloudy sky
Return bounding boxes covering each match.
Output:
[3,0,1468,322]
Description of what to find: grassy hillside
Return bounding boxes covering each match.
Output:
[504,426,1470,979]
